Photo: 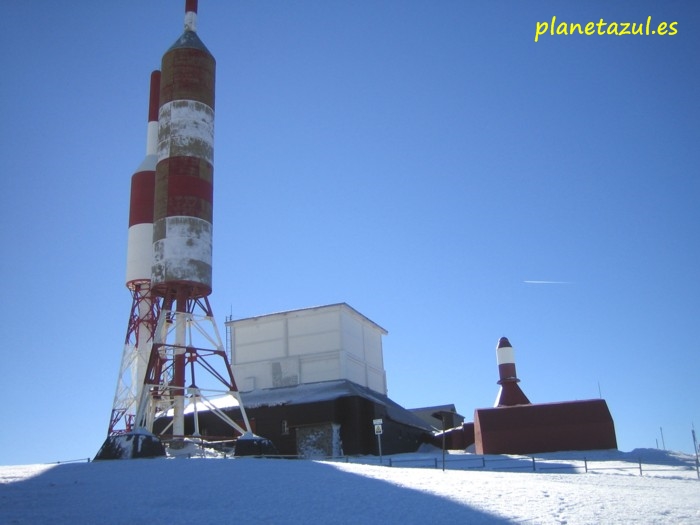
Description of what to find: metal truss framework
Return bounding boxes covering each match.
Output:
[134,291,252,440]
[108,282,161,435]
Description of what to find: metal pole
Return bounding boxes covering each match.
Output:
[377,433,383,464]
[692,428,699,480]
[441,415,446,472]
[660,427,666,450]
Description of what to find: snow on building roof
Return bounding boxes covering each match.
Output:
[160,380,431,430]
[182,394,241,414]
[232,379,432,431]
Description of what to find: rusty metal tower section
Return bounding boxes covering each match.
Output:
[133,0,253,443]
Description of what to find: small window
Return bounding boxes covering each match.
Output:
[281,420,290,435]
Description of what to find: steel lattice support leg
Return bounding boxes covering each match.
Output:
[134,289,252,443]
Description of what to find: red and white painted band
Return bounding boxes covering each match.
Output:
[148,70,161,123]
[185,0,198,15]
[157,100,214,164]
[145,122,158,157]
[163,171,212,207]
[498,363,517,381]
[126,223,154,285]
[185,11,197,33]
[129,170,156,226]
[125,70,160,287]
[496,345,515,365]
[151,216,212,288]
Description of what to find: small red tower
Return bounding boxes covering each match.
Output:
[475,336,617,455]
[494,337,530,407]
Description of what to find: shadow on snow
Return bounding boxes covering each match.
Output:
[0,458,511,524]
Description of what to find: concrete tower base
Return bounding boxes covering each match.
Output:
[95,431,166,460]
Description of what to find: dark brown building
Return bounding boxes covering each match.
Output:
[154,379,434,456]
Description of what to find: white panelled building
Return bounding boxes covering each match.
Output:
[227,303,388,395]
[152,303,434,456]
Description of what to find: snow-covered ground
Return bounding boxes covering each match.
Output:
[1,448,698,524]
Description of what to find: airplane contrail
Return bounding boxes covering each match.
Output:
[523,280,572,284]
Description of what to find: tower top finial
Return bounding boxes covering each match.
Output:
[184,0,198,32]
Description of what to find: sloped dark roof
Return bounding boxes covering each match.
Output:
[239,379,432,431]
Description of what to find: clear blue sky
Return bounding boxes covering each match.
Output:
[1,1,698,465]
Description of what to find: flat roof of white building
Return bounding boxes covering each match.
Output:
[225,302,388,334]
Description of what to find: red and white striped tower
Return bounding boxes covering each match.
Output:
[494,337,531,407]
[106,71,162,436]
[135,0,252,442]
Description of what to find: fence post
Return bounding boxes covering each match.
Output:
[638,458,643,476]
[532,457,536,472]
[584,457,587,473]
